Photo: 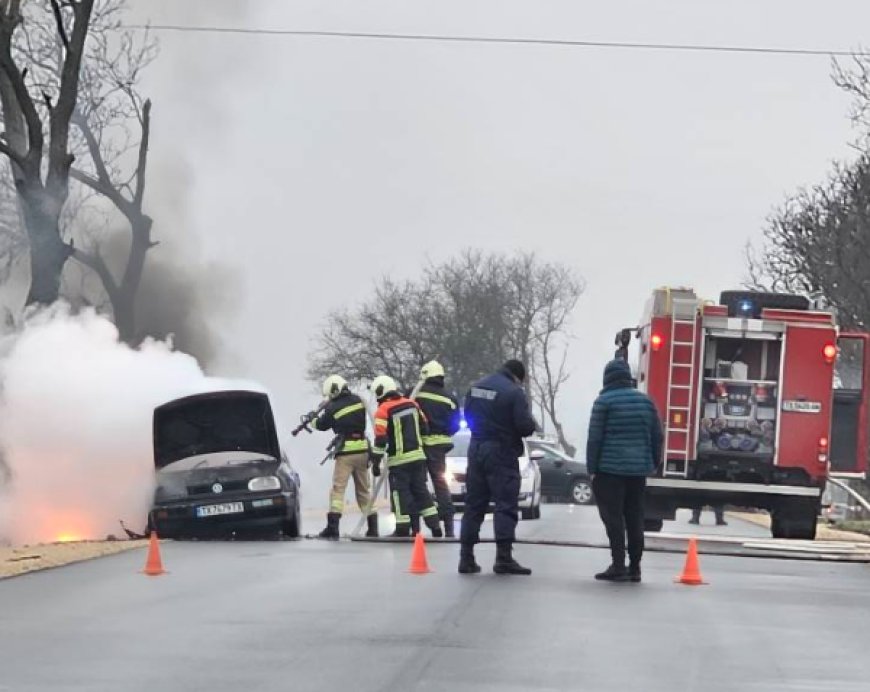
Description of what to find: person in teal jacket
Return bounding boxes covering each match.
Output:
[586,359,663,582]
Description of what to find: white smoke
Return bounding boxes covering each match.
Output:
[0,304,263,546]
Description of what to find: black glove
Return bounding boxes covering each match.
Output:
[370,455,382,477]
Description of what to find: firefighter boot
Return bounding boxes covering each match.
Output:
[443,516,456,539]
[318,512,341,540]
[493,542,532,576]
[425,515,443,538]
[365,514,379,538]
[391,523,411,538]
[458,544,481,574]
[410,514,421,536]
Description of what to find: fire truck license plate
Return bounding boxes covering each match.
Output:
[782,401,822,413]
[196,502,245,518]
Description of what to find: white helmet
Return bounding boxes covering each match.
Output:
[370,375,398,401]
[420,360,445,381]
[322,374,348,400]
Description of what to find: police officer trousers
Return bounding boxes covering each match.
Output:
[389,460,438,528]
[460,439,520,545]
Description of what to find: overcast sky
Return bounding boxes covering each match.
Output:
[136,0,870,486]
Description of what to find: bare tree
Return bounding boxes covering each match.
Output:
[0,0,95,305]
[308,249,585,452]
[833,53,870,137]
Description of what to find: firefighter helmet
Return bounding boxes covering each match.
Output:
[370,375,398,401]
[322,374,348,400]
[420,360,445,381]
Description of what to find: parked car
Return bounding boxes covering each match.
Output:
[445,431,542,520]
[148,390,302,539]
[531,443,594,505]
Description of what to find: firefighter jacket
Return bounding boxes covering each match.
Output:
[464,368,537,458]
[372,393,428,467]
[416,378,461,449]
[312,391,369,456]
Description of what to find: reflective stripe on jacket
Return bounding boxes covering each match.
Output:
[416,381,460,449]
[373,394,428,466]
[312,391,369,456]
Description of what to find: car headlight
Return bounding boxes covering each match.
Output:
[248,476,281,492]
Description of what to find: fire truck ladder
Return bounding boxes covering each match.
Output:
[664,298,698,478]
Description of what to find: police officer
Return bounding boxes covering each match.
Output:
[370,375,443,538]
[415,361,461,538]
[309,375,378,539]
[460,360,537,575]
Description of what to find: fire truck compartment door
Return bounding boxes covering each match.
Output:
[830,333,870,476]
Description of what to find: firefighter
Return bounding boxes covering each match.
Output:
[415,360,461,538]
[370,375,443,538]
[459,360,537,575]
[309,375,378,539]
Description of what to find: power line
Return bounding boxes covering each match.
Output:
[127,24,867,58]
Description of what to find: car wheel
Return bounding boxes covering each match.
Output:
[571,479,594,505]
[283,504,301,539]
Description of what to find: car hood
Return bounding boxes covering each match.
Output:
[153,390,281,469]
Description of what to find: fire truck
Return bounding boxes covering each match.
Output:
[619,288,870,540]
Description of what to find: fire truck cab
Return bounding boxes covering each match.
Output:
[626,287,870,540]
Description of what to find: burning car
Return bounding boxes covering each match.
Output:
[148,390,301,539]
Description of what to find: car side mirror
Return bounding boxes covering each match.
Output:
[529,450,545,461]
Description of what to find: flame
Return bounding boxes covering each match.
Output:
[55,533,82,543]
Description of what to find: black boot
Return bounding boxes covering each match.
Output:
[443,517,455,539]
[493,542,532,575]
[627,562,642,583]
[318,512,340,540]
[391,524,411,538]
[410,514,421,536]
[425,515,443,538]
[595,563,629,581]
[458,545,481,574]
[365,514,379,538]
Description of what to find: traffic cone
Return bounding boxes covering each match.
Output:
[675,537,705,585]
[408,531,431,574]
[142,531,167,576]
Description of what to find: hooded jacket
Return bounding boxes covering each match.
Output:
[586,360,664,476]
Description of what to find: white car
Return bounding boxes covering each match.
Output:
[445,432,542,520]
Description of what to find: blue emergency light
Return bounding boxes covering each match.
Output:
[738,299,755,316]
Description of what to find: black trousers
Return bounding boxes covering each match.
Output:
[389,461,438,527]
[692,505,725,523]
[425,446,455,520]
[592,473,646,567]
[460,440,520,546]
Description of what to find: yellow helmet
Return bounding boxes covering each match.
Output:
[322,374,348,400]
[420,360,445,380]
[370,375,398,401]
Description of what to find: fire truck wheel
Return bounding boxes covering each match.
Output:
[643,518,664,533]
[771,502,818,540]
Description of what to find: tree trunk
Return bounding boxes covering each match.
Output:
[18,185,69,305]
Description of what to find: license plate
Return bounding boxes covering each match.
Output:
[196,502,245,518]
[782,401,822,413]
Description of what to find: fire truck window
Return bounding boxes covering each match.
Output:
[835,339,864,390]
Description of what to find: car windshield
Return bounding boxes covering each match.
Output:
[448,434,471,457]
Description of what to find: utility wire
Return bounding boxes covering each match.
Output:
[127,24,867,58]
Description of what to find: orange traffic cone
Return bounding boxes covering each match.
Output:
[142,531,167,576]
[408,532,432,574]
[675,537,705,585]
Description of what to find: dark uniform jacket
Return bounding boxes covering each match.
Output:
[464,368,537,457]
[373,393,429,467]
[416,378,461,449]
[312,390,369,456]
[586,359,663,476]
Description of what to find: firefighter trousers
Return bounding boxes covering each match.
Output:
[389,461,438,528]
[424,445,455,520]
[460,440,520,546]
[592,473,646,567]
[329,452,374,515]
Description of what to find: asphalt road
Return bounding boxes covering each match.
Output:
[2,505,869,692]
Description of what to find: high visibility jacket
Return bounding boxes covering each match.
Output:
[416,380,460,448]
[372,394,428,467]
[312,391,369,456]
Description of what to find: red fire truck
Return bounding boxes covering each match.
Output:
[620,288,870,540]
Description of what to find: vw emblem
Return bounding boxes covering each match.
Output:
[212,483,223,494]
